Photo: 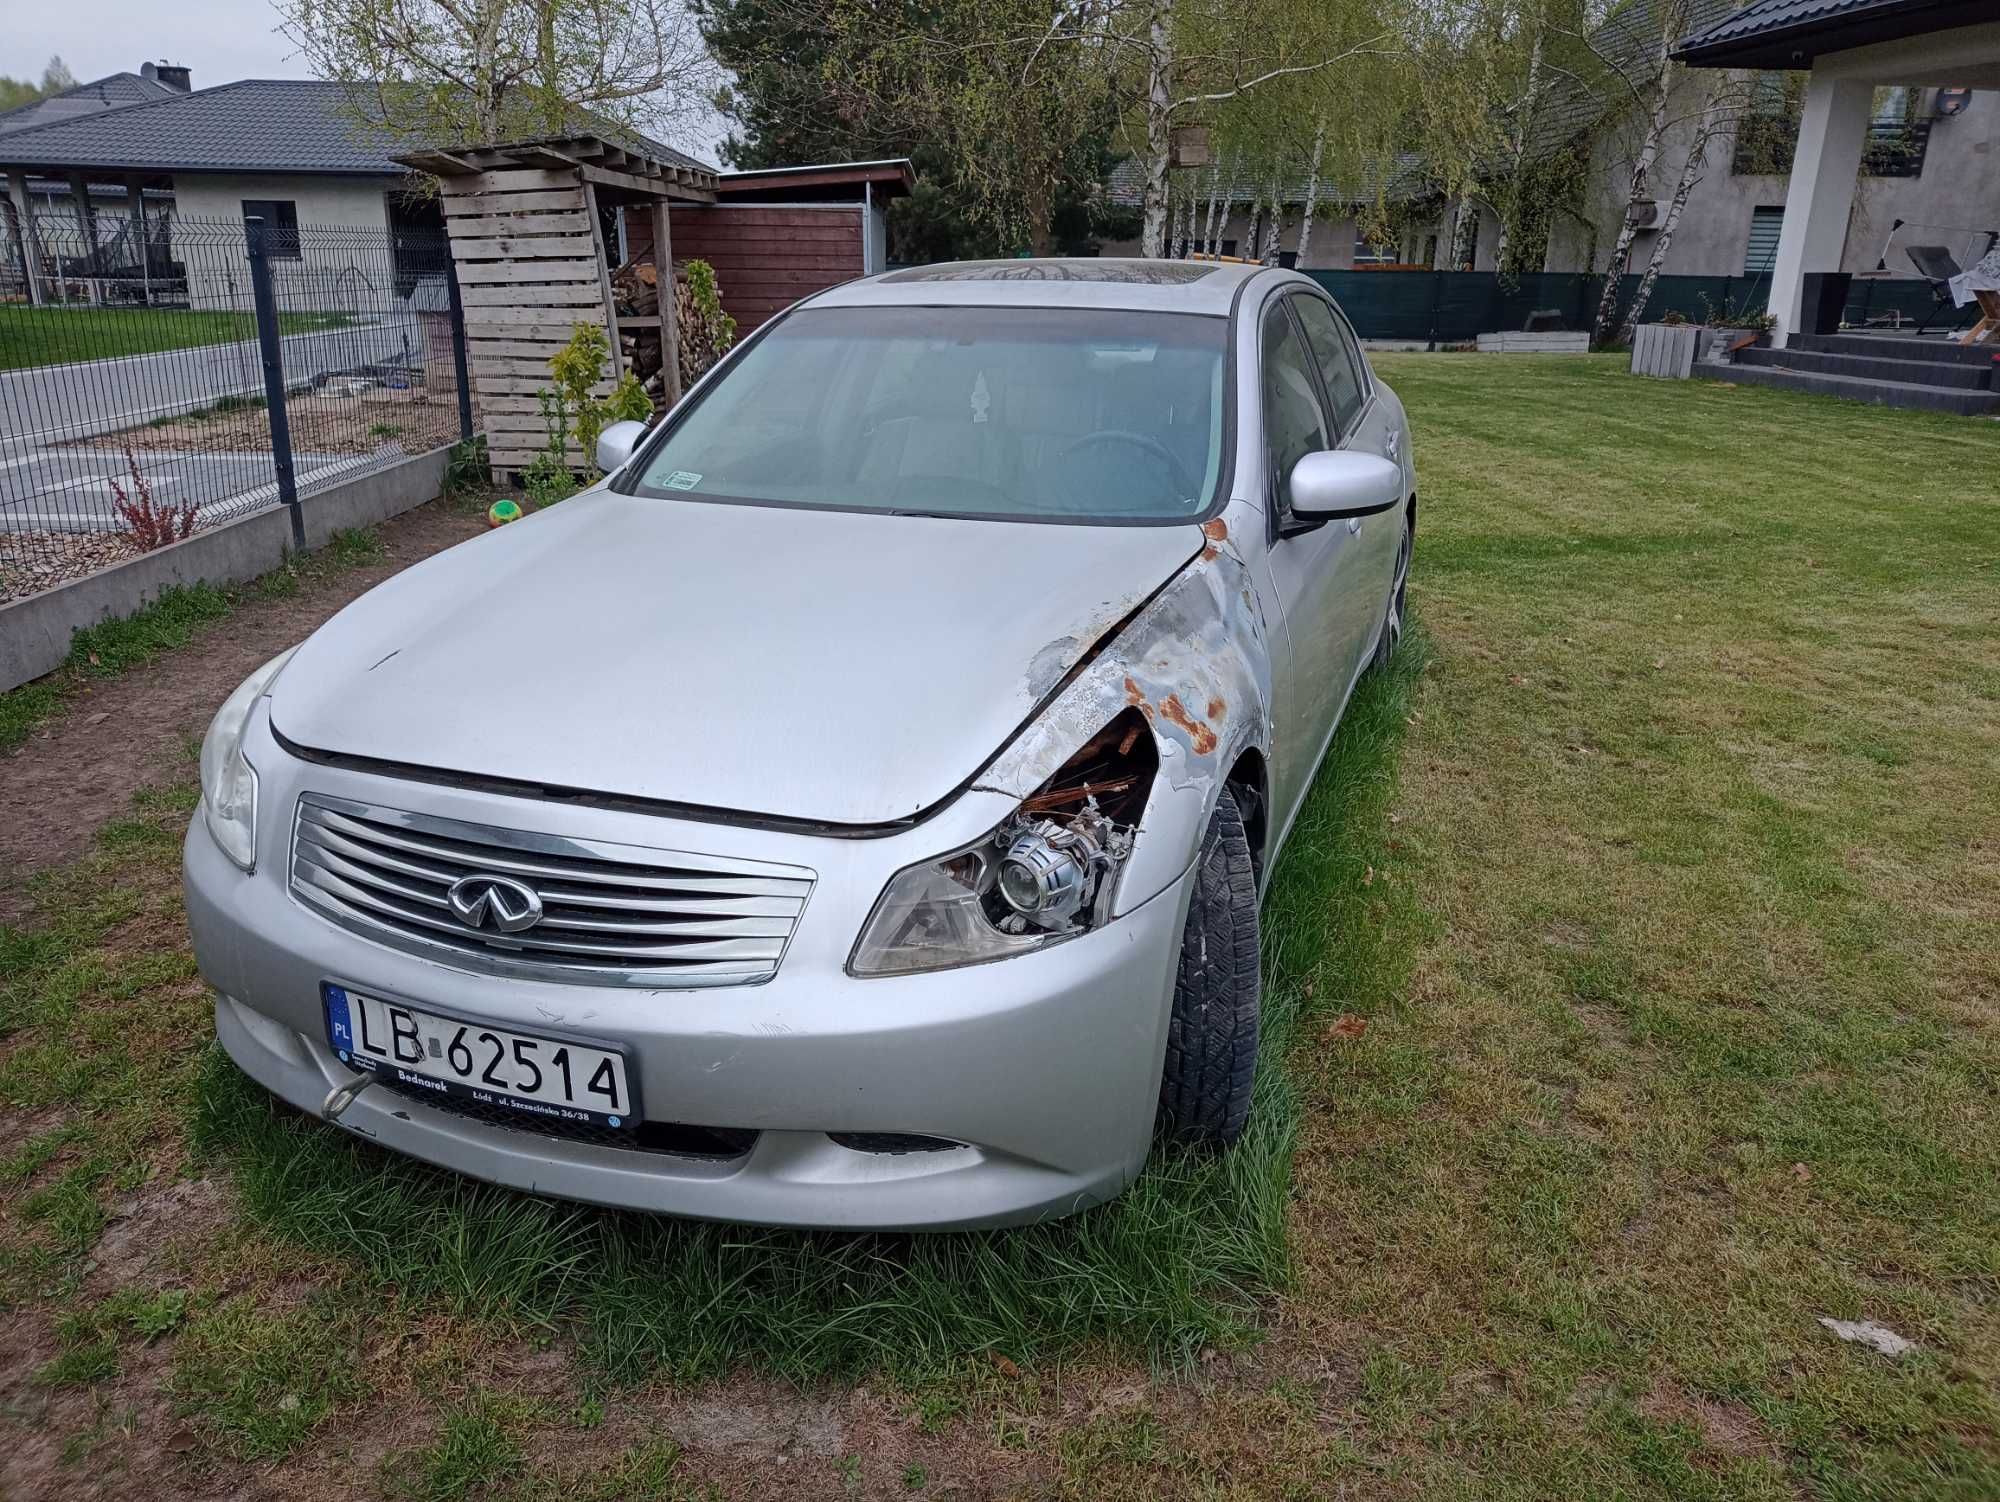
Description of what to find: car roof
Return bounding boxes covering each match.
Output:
[810,258,1269,317]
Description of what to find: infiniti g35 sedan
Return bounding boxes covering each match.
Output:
[185,258,1415,1230]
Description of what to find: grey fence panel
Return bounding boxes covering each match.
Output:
[1308,269,1934,344]
[1,215,471,605]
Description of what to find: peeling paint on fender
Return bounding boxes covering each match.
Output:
[973,526,1274,914]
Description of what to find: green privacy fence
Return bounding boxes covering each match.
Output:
[1306,270,1939,345]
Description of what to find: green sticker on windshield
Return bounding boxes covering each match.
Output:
[662,471,702,490]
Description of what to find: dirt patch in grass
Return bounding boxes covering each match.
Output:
[0,498,485,921]
[89,1178,233,1289]
[1637,1375,1778,1462]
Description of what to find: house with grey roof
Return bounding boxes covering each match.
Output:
[0,62,189,133]
[0,66,715,308]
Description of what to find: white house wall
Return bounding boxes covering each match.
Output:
[169,173,396,309]
[1540,81,2000,283]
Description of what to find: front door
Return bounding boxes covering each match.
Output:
[1289,291,1404,660]
[1257,293,1374,828]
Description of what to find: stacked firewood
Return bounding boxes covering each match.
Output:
[610,255,734,409]
[610,255,673,404]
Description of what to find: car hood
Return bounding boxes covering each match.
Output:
[272,491,1203,827]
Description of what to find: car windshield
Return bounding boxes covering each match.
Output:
[627,305,1227,523]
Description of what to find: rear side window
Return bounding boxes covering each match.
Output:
[1260,303,1331,516]
[1290,294,1367,434]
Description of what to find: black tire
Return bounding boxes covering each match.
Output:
[1370,509,1413,673]
[1157,788,1261,1147]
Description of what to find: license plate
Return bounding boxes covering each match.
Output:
[322,982,636,1130]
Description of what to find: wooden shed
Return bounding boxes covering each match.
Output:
[623,159,913,335]
[396,135,718,473]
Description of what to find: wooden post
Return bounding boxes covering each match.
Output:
[2,171,41,306]
[126,175,151,304]
[652,198,682,406]
[581,179,624,379]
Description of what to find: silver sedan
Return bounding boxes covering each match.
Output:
[184,258,1414,1230]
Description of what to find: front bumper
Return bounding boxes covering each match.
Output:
[186,717,1196,1230]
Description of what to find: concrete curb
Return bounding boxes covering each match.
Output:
[0,444,454,695]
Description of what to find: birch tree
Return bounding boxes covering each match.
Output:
[1293,124,1326,265]
[279,0,716,146]
[1124,0,1400,256]
[1579,0,1755,345]
[1615,70,1754,341]
[1584,0,1682,346]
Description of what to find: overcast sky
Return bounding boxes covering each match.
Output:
[4,0,733,161]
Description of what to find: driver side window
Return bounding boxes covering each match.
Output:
[1260,302,1331,518]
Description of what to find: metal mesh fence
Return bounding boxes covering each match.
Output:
[1,214,469,604]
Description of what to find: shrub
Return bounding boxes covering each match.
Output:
[108,442,198,550]
[525,325,653,503]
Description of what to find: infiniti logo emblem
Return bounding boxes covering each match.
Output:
[446,874,545,933]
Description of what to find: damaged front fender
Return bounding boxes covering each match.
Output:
[974,516,1273,916]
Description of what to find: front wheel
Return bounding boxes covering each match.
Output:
[1370,509,1413,673]
[1157,788,1261,1147]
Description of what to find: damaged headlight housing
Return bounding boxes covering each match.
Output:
[849,711,1154,977]
[199,647,295,871]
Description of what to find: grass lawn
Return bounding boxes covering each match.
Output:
[1,357,1996,1497]
[0,306,355,370]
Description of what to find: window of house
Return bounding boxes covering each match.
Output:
[1353,234,1395,265]
[1744,206,1785,276]
[1261,302,1331,518]
[241,198,301,259]
[1289,294,1368,435]
[1219,238,1238,258]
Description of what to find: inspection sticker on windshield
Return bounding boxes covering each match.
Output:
[662,470,703,490]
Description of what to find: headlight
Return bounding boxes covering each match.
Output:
[199,647,295,871]
[848,711,1154,977]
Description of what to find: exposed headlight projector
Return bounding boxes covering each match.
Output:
[849,711,1155,976]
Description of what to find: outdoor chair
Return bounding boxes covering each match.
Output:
[1907,237,1998,336]
[1907,245,1967,335]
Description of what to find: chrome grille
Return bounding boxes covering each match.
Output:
[289,793,814,987]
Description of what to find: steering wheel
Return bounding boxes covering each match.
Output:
[1056,430,1198,506]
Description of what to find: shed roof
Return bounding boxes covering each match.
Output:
[716,159,915,198]
[1674,0,1995,67]
[396,134,718,197]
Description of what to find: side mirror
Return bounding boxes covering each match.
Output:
[1287,450,1403,521]
[595,419,648,477]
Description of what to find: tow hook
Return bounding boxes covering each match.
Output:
[321,1072,376,1122]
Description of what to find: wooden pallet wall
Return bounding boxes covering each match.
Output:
[439,167,616,470]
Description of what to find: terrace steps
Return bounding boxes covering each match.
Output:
[1695,331,2000,417]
